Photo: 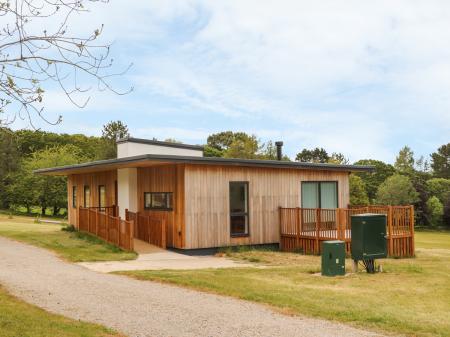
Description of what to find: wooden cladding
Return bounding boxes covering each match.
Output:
[183,164,350,249]
[136,165,184,248]
[279,206,415,257]
[68,170,117,227]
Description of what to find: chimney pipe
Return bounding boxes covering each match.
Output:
[275,141,283,161]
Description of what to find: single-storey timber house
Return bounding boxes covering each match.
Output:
[36,137,375,251]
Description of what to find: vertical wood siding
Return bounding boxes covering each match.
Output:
[183,164,349,249]
[136,165,184,248]
[67,170,118,227]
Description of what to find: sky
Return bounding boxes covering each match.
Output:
[9,0,450,163]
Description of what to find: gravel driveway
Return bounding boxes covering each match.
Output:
[0,237,383,337]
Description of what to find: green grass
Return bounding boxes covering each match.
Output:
[0,214,137,262]
[120,232,450,337]
[415,230,450,250]
[0,285,123,337]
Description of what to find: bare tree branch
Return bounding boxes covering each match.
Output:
[0,0,133,127]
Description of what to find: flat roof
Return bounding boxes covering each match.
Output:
[34,154,375,176]
[116,137,204,151]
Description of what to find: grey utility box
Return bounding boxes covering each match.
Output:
[351,213,388,261]
[321,240,346,276]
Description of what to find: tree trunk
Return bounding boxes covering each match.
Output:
[26,205,31,214]
[53,206,60,216]
[41,207,46,216]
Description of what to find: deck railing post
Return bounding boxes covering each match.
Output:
[95,209,99,236]
[76,206,80,230]
[296,207,301,247]
[336,208,341,241]
[278,207,283,251]
[129,219,134,251]
[315,208,320,254]
[87,207,90,233]
[410,205,415,256]
[388,205,393,256]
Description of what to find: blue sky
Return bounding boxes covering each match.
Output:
[10,1,450,163]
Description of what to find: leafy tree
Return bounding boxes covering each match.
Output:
[13,145,86,215]
[443,199,450,227]
[295,148,329,163]
[101,120,129,159]
[431,143,450,178]
[328,152,349,165]
[223,136,260,159]
[0,0,131,126]
[203,145,223,158]
[426,196,444,227]
[427,178,450,204]
[376,174,419,205]
[394,146,415,174]
[349,174,369,206]
[354,159,396,202]
[0,128,20,208]
[207,131,253,154]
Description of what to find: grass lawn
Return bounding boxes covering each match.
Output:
[0,285,123,337]
[0,214,137,262]
[120,232,450,337]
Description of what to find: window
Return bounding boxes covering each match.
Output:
[98,185,106,211]
[144,192,173,210]
[84,186,90,208]
[229,182,249,237]
[301,181,338,208]
[72,186,77,208]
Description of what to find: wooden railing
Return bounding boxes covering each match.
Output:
[86,205,118,217]
[279,205,414,257]
[125,210,166,249]
[78,207,134,251]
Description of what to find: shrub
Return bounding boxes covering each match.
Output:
[376,174,419,205]
[61,224,76,232]
[426,196,444,227]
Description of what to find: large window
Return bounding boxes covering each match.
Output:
[301,181,338,208]
[84,185,91,208]
[229,182,249,237]
[144,192,173,210]
[98,185,106,211]
[72,186,77,208]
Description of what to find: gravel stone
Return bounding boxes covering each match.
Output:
[0,237,384,337]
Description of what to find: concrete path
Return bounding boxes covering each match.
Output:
[0,237,384,337]
[78,240,253,272]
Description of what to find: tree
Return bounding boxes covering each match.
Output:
[394,146,415,174]
[223,136,260,159]
[431,143,450,178]
[376,174,419,205]
[349,174,369,206]
[354,159,396,202]
[15,144,86,215]
[101,120,129,159]
[427,178,450,204]
[328,152,349,165]
[295,148,329,163]
[0,0,131,127]
[443,199,450,227]
[0,127,20,208]
[426,196,444,227]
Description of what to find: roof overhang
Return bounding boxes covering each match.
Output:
[34,154,376,176]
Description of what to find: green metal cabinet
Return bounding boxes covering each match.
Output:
[351,214,387,260]
[321,240,346,276]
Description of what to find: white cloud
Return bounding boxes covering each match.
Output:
[16,1,450,161]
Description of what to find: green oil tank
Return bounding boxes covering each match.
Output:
[351,213,388,261]
[321,240,346,276]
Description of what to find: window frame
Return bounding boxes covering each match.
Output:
[72,186,77,208]
[83,185,90,208]
[98,185,106,211]
[301,181,339,209]
[229,181,250,237]
[143,192,174,211]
